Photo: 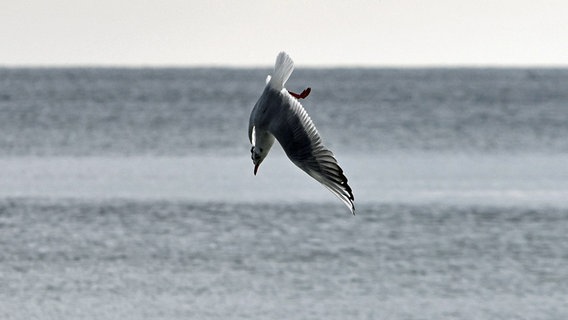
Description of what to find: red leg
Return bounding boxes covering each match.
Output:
[288,87,311,99]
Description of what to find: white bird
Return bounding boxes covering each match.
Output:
[248,52,355,214]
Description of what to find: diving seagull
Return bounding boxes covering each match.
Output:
[248,52,355,214]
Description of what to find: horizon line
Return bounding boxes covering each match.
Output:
[2,62,568,69]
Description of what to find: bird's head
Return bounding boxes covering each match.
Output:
[250,146,266,175]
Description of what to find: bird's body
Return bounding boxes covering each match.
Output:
[249,52,355,214]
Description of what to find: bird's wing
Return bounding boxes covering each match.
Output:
[268,90,355,214]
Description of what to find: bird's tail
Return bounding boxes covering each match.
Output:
[269,52,294,90]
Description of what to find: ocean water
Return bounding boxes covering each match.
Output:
[1,68,568,319]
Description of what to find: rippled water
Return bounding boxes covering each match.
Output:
[1,68,567,319]
[1,200,567,319]
[1,68,567,155]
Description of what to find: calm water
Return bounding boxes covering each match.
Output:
[1,68,568,319]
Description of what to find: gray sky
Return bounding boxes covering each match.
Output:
[2,0,567,66]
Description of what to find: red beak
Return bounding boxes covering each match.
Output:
[254,164,259,175]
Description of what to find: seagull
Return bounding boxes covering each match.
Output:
[248,52,355,214]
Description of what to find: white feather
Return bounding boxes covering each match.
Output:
[268,52,294,90]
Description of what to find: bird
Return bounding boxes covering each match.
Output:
[248,52,355,214]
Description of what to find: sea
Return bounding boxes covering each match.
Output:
[1,67,567,319]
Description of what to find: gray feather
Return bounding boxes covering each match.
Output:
[254,87,355,214]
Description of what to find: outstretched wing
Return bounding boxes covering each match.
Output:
[268,90,355,214]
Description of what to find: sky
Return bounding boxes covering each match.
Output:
[2,0,568,67]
